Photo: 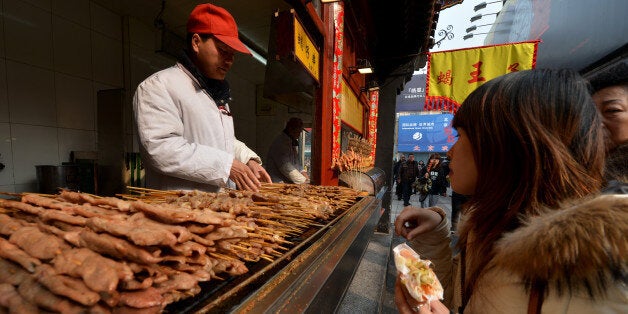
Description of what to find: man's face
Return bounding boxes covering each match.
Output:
[592,85,628,148]
[191,35,236,80]
[287,126,303,140]
[408,155,414,161]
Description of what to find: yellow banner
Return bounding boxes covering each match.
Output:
[293,16,320,82]
[426,41,538,111]
[340,79,363,133]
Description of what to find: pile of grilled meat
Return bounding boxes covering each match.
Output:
[0,185,362,313]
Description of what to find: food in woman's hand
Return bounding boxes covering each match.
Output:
[393,243,444,307]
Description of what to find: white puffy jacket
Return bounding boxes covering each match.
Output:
[133,63,261,192]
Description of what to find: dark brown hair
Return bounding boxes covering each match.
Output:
[451,69,606,301]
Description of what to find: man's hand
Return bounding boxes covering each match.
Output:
[230,159,262,192]
[246,159,272,184]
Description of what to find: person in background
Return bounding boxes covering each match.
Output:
[394,154,406,200]
[398,153,419,206]
[419,153,448,208]
[589,62,628,188]
[133,3,271,192]
[414,160,426,194]
[266,117,309,184]
[394,69,626,313]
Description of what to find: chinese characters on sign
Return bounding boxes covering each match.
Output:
[396,74,426,113]
[397,114,457,152]
[293,16,320,82]
[426,41,538,113]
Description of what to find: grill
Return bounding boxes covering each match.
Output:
[166,196,381,313]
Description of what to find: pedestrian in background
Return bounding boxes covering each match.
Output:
[394,154,406,201]
[398,153,419,206]
[419,153,448,208]
[589,62,628,188]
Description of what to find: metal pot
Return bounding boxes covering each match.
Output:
[35,165,81,194]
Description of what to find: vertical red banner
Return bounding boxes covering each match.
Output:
[331,2,344,167]
[368,90,379,166]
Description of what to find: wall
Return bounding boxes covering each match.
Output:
[0,0,261,196]
[0,0,124,194]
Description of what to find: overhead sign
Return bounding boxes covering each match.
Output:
[293,16,320,82]
[396,74,426,112]
[340,79,363,133]
[426,41,538,113]
[397,114,457,153]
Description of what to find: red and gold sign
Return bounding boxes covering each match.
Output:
[426,41,538,112]
[368,91,379,166]
[331,2,344,166]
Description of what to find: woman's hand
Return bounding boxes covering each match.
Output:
[395,276,449,314]
[394,207,443,241]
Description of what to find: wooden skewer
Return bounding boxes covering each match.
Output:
[209,252,237,261]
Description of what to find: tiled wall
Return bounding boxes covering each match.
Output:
[0,0,260,196]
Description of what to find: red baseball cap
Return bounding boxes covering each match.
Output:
[186,4,251,55]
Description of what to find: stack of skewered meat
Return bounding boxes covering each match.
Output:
[0,184,363,313]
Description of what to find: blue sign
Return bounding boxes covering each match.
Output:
[398,114,457,153]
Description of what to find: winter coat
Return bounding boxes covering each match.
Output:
[133,63,261,192]
[399,160,419,182]
[421,163,449,195]
[409,194,628,313]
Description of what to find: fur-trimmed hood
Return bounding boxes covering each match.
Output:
[606,142,628,183]
[493,194,628,298]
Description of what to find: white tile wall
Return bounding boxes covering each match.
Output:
[0,60,8,123]
[0,1,5,59]
[9,64,54,126]
[91,31,123,87]
[19,0,51,12]
[10,123,59,184]
[229,74,258,149]
[51,0,90,27]
[6,60,56,126]
[129,17,155,50]
[130,45,173,90]
[90,2,121,40]
[53,16,92,79]
[14,182,37,194]
[92,82,117,133]
[4,0,53,69]
[55,73,94,130]
[0,122,14,185]
[57,128,95,162]
[0,1,265,193]
[0,185,16,199]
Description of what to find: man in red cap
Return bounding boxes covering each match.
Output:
[133,3,271,192]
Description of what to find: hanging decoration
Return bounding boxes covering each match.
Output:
[331,2,344,167]
[426,41,539,113]
[367,90,379,166]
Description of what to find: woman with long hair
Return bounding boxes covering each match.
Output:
[394,69,627,313]
[420,153,448,208]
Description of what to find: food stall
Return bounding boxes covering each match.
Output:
[0,182,385,313]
